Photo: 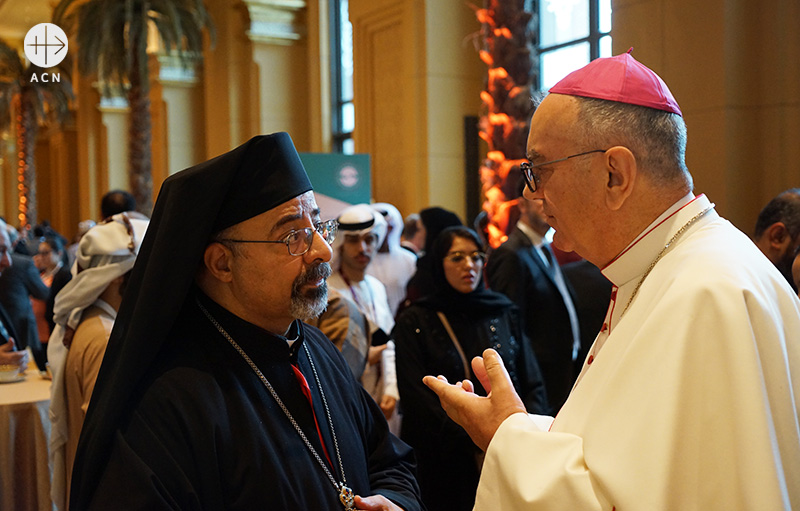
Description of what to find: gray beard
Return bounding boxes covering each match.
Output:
[290,261,332,320]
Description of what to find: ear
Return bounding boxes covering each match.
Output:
[203,242,235,283]
[603,146,637,211]
[766,222,791,248]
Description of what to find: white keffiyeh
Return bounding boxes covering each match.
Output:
[47,212,149,510]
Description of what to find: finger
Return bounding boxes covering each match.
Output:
[479,349,516,395]
[422,375,450,395]
[354,495,379,510]
[354,494,398,510]
[471,356,490,392]
[462,379,475,393]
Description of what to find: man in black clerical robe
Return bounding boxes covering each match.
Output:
[69,133,422,510]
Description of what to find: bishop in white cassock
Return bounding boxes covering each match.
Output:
[424,51,800,511]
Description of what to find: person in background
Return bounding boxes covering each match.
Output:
[424,52,800,510]
[48,213,150,510]
[560,258,612,367]
[328,204,400,431]
[66,219,97,268]
[0,223,50,352]
[400,213,424,256]
[394,226,547,511]
[368,203,418,317]
[305,287,371,381]
[0,218,29,370]
[753,188,800,291]
[485,183,581,413]
[100,189,137,220]
[792,251,800,298]
[32,235,71,368]
[70,133,421,510]
[403,207,462,307]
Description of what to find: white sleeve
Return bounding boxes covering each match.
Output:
[380,340,399,399]
[474,413,605,511]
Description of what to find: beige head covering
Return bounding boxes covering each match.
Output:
[47,212,149,511]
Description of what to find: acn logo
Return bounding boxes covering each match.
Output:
[24,23,68,69]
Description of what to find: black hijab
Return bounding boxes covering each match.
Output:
[70,133,314,510]
[416,226,512,315]
[419,207,462,255]
[404,207,463,304]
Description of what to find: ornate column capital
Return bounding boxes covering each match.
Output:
[243,0,306,45]
[157,53,201,87]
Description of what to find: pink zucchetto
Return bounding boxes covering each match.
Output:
[549,48,682,116]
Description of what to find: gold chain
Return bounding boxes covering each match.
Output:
[620,204,715,318]
[196,298,355,510]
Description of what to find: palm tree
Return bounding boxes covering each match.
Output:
[54,0,214,214]
[475,0,536,248]
[0,40,73,228]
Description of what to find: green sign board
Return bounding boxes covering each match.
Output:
[299,153,371,205]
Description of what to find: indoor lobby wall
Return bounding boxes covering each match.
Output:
[613,0,800,232]
[350,0,485,221]
[0,0,319,235]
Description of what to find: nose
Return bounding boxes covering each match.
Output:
[0,252,10,272]
[305,230,332,263]
[523,185,543,201]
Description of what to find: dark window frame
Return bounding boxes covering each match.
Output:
[330,0,354,153]
[534,0,612,90]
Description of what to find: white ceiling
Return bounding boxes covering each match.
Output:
[0,0,55,42]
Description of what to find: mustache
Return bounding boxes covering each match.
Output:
[296,261,332,286]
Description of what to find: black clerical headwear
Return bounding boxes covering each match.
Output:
[70,132,313,510]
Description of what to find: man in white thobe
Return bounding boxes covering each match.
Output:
[328,204,400,430]
[424,51,800,510]
[368,202,417,317]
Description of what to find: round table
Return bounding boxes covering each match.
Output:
[0,361,53,511]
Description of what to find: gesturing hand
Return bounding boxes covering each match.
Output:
[423,349,526,451]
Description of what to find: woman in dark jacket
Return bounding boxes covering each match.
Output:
[393,226,547,511]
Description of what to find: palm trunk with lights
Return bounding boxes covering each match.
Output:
[127,34,153,215]
[476,0,536,248]
[15,91,38,228]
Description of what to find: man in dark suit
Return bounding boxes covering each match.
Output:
[0,231,50,351]
[0,219,29,369]
[562,259,612,367]
[486,190,580,413]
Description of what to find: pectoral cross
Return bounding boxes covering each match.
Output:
[339,485,355,509]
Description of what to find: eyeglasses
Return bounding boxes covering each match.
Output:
[445,251,486,265]
[36,250,53,256]
[219,219,339,256]
[520,149,608,193]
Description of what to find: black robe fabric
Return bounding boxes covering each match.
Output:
[86,291,421,510]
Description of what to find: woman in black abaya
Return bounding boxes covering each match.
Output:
[393,226,548,511]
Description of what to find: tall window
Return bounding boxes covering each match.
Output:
[536,0,612,91]
[331,0,354,154]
